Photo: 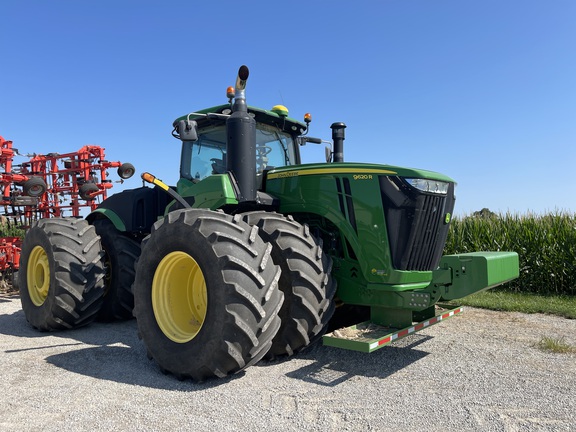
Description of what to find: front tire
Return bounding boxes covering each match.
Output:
[133,209,283,381]
[19,218,106,331]
[242,212,336,358]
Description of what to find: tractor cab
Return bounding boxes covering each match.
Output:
[178,112,301,182]
[174,104,308,179]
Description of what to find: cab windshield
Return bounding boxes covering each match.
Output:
[180,123,296,181]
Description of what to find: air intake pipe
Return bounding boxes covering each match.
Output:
[330,122,346,163]
[226,65,257,202]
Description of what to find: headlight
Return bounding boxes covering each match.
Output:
[405,178,450,195]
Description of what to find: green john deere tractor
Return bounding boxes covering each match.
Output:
[19,66,519,381]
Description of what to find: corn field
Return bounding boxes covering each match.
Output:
[444,211,576,296]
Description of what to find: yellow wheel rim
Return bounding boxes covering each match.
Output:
[152,251,208,343]
[27,245,50,306]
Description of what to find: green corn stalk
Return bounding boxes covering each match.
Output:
[445,211,576,296]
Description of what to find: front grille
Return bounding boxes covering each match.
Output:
[380,176,455,271]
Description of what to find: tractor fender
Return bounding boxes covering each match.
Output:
[86,186,171,235]
[86,208,127,232]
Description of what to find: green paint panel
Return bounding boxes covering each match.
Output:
[176,174,238,210]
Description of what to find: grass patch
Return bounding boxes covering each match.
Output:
[535,336,576,354]
[447,291,576,319]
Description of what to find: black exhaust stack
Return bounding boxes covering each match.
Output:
[330,122,346,163]
[227,65,257,202]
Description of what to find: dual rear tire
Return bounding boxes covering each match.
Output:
[242,211,336,358]
[133,209,284,381]
[19,218,106,330]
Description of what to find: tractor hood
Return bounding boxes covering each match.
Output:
[265,162,456,184]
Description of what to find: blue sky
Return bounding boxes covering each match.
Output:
[1,1,574,216]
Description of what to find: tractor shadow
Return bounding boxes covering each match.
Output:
[0,295,240,391]
[1,295,431,390]
[271,334,432,386]
[0,293,19,304]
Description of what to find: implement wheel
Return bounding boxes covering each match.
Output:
[117,162,135,179]
[23,176,47,197]
[242,212,336,358]
[92,218,141,321]
[133,209,283,381]
[79,182,99,200]
[19,218,106,331]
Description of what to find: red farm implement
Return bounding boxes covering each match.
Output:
[0,135,134,285]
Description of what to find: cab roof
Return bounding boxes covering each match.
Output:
[173,104,308,135]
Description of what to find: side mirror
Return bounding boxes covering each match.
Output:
[297,136,322,146]
[177,120,198,141]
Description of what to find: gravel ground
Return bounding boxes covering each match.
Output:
[1,293,575,432]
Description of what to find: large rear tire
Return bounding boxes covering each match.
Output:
[19,218,106,331]
[242,212,336,358]
[92,218,141,321]
[133,209,283,381]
